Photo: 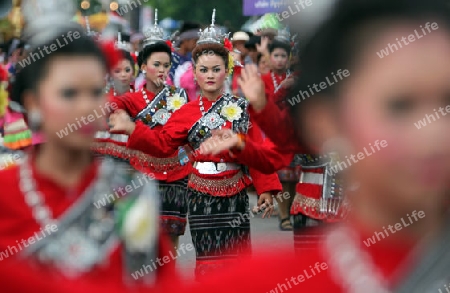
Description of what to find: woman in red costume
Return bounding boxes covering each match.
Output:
[92,48,136,163]
[108,9,283,281]
[260,37,298,231]
[92,34,137,162]
[202,40,347,252]
[259,35,349,246]
[108,49,136,96]
[0,1,175,291]
[114,34,138,93]
[95,17,191,250]
[106,33,138,96]
[180,0,450,291]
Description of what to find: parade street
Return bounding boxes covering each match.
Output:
[177,193,294,280]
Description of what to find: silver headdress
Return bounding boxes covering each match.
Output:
[21,0,82,49]
[197,9,229,45]
[143,9,165,47]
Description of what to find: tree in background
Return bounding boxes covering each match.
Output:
[143,0,247,32]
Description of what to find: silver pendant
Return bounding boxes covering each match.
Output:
[153,109,171,125]
[216,163,227,172]
[203,112,225,129]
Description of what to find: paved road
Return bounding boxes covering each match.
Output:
[176,193,294,280]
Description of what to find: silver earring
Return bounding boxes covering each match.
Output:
[142,70,146,74]
[28,110,42,132]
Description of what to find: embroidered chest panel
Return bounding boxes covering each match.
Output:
[187,94,250,150]
[20,159,159,283]
[134,86,188,128]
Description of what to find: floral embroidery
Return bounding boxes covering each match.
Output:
[153,109,170,125]
[188,94,248,149]
[220,101,243,122]
[137,86,187,127]
[167,93,187,112]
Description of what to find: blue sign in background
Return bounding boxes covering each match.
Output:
[243,0,287,16]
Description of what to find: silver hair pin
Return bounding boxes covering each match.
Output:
[142,8,165,47]
[197,8,229,45]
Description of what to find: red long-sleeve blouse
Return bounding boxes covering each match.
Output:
[219,72,300,175]
[107,88,191,182]
[232,134,294,174]
[126,95,282,196]
[249,94,305,154]
[261,70,292,105]
[249,90,350,221]
[232,72,304,174]
[0,158,176,293]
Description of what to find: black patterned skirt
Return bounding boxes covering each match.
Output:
[158,178,189,236]
[187,189,251,281]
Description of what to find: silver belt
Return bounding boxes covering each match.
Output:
[95,131,128,143]
[194,162,241,175]
[299,171,324,185]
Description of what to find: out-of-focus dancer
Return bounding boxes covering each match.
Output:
[260,31,298,231]
[0,1,175,292]
[92,34,137,162]
[258,28,348,240]
[181,0,450,291]
[109,34,136,96]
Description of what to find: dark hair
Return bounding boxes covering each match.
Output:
[268,40,291,56]
[287,0,450,147]
[192,43,229,68]
[120,49,135,71]
[138,42,171,68]
[245,36,261,50]
[12,31,108,106]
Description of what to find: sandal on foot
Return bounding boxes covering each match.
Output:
[279,217,293,231]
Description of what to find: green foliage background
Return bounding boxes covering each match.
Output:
[76,0,248,32]
[143,0,247,31]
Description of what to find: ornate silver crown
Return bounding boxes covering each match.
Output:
[115,32,132,52]
[143,9,165,47]
[197,9,229,45]
[21,0,82,48]
[275,27,291,43]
